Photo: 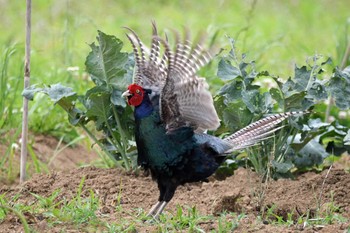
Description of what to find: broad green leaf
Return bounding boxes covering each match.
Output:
[241,88,260,113]
[281,77,297,97]
[263,92,273,112]
[85,30,129,89]
[85,85,109,98]
[222,101,253,132]
[284,91,308,110]
[23,83,82,126]
[111,89,126,107]
[67,107,84,126]
[284,62,328,102]
[22,85,43,100]
[307,80,328,100]
[319,121,350,156]
[43,83,76,104]
[327,66,350,110]
[217,59,241,81]
[242,88,273,114]
[239,61,249,79]
[85,92,111,120]
[271,160,293,173]
[293,119,330,151]
[269,87,284,108]
[115,53,135,88]
[213,95,226,120]
[239,60,259,86]
[307,118,330,130]
[217,80,243,103]
[117,105,135,139]
[292,138,329,167]
[23,83,77,107]
[85,93,112,133]
[292,134,316,152]
[55,95,78,112]
[272,76,284,90]
[294,65,312,92]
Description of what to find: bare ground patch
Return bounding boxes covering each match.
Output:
[1,165,349,232]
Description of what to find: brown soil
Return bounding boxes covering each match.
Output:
[2,167,350,232]
[0,134,98,186]
[0,136,349,232]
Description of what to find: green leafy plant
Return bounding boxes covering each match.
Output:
[23,31,136,171]
[215,37,350,178]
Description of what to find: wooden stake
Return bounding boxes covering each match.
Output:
[20,0,31,183]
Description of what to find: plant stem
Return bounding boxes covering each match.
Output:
[111,106,133,170]
[59,104,122,167]
[104,115,130,171]
[80,123,120,166]
[340,40,350,70]
[112,106,128,151]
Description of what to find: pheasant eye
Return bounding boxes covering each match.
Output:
[136,89,141,94]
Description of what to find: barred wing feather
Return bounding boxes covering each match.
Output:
[223,111,307,152]
[159,34,220,133]
[124,22,168,98]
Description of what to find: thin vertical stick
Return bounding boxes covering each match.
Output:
[20,0,31,183]
[317,164,333,211]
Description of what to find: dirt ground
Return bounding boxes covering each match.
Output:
[0,134,98,185]
[1,136,349,232]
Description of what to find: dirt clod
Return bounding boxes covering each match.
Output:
[213,189,242,215]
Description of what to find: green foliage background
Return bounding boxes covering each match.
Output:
[2,0,349,73]
[1,0,350,177]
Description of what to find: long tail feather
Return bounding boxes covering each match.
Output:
[224,111,308,152]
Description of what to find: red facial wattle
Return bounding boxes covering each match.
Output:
[127,84,145,106]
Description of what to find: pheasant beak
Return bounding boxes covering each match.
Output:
[122,90,131,97]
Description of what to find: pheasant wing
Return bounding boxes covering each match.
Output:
[159,34,220,133]
[125,22,168,99]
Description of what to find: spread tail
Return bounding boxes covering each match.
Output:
[223,111,308,152]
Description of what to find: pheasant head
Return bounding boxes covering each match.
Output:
[122,83,146,107]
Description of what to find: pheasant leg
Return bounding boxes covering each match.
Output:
[153,201,168,219]
[146,201,163,217]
